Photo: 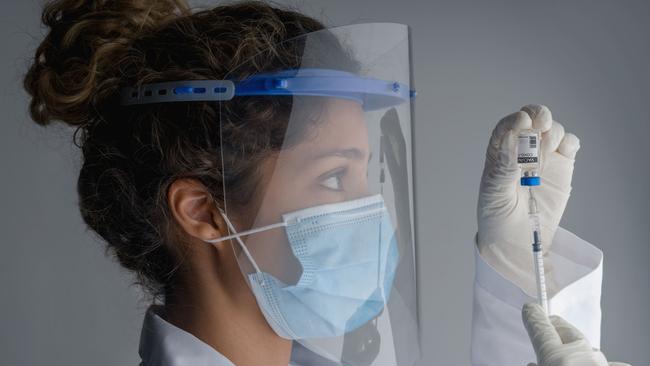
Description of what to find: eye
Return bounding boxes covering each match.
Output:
[320,168,346,191]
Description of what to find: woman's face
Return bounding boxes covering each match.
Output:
[232,98,371,283]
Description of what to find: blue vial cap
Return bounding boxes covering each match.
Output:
[521,176,541,186]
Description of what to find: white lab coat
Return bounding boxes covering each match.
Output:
[138,227,603,366]
[471,226,603,366]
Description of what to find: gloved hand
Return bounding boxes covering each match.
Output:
[477,105,580,295]
[522,303,631,366]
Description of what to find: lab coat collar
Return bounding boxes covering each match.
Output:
[473,226,603,310]
[139,305,336,366]
[139,305,236,366]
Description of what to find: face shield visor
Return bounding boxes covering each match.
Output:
[121,22,419,366]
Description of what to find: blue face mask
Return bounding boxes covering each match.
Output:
[213,194,399,340]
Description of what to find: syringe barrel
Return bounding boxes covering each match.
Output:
[528,188,542,241]
[528,188,549,313]
[529,212,542,244]
[534,249,549,312]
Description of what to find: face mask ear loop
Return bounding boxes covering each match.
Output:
[210,209,263,275]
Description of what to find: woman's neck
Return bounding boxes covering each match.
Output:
[162,246,292,366]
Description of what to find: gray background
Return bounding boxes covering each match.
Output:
[1,0,648,365]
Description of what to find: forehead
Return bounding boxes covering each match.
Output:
[286,98,369,157]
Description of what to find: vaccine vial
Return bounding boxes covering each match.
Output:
[517,129,541,186]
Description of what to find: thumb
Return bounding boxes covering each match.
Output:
[522,303,563,359]
[496,130,520,174]
[479,130,521,199]
[484,130,521,185]
[549,315,586,344]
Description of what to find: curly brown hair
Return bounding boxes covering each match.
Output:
[23,0,357,299]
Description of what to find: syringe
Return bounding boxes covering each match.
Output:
[518,129,549,313]
[527,187,549,313]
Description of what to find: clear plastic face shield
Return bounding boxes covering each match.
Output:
[122,22,419,366]
[218,23,418,366]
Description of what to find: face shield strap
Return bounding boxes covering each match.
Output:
[119,68,416,111]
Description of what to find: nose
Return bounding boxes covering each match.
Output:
[346,164,371,201]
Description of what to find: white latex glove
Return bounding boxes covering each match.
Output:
[477,105,581,295]
[523,303,631,366]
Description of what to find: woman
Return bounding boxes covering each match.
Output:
[23,1,628,365]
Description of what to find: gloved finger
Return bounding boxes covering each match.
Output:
[496,130,520,171]
[557,132,581,159]
[609,363,632,366]
[488,111,532,156]
[522,303,563,350]
[527,363,538,366]
[549,315,586,344]
[521,104,553,133]
[540,120,565,154]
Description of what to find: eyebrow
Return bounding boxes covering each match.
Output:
[311,148,372,162]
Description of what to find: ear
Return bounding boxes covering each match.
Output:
[167,178,226,242]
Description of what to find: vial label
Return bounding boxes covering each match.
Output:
[517,133,539,164]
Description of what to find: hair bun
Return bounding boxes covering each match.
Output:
[23,0,191,127]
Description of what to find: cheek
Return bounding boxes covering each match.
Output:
[241,227,303,285]
[235,172,306,284]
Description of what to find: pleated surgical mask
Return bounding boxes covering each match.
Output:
[206,194,399,339]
